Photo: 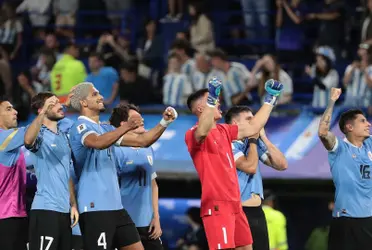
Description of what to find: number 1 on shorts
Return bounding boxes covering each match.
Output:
[98,232,107,249]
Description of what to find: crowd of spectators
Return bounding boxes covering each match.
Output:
[0,0,371,121]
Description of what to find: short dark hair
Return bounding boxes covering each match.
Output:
[187,88,208,111]
[0,96,9,105]
[224,106,253,124]
[88,52,104,61]
[339,109,365,134]
[31,92,55,114]
[207,48,228,61]
[171,39,191,51]
[109,103,140,128]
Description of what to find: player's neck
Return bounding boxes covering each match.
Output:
[81,110,100,123]
[0,124,9,130]
[43,119,58,133]
[346,135,364,148]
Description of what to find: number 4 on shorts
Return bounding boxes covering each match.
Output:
[98,232,107,249]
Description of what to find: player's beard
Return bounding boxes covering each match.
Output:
[47,113,64,122]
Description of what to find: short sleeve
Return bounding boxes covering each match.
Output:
[73,122,99,147]
[328,137,345,167]
[232,142,245,161]
[219,124,238,141]
[150,147,156,176]
[25,132,43,153]
[0,127,27,152]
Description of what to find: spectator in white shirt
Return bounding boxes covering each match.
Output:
[207,48,252,107]
[305,46,339,108]
[163,53,192,106]
[0,3,23,60]
[193,52,223,91]
[170,39,196,88]
[247,54,293,105]
[343,43,372,108]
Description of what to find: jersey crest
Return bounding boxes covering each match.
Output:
[368,151,372,161]
[77,124,87,134]
[147,155,153,166]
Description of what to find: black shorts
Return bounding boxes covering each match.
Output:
[137,226,163,250]
[0,217,28,250]
[243,206,270,250]
[72,235,83,250]
[80,209,141,250]
[29,210,71,250]
[328,216,372,250]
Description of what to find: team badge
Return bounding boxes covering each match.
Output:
[368,151,372,161]
[77,124,87,134]
[147,155,153,166]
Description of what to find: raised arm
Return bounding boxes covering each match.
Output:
[259,128,287,171]
[237,79,283,139]
[318,87,341,150]
[194,78,222,143]
[235,138,259,174]
[84,121,140,150]
[24,96,58,148]
[120,107,177,147]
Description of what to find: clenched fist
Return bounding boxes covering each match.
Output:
[330,87,342,102]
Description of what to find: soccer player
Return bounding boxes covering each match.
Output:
[185,77,283,250]
[225,106,288,250]
[24,92,79,250]
[318,87,372,250]
[108,104,163,250]
[68,82,177,250]
[0,99,28,250]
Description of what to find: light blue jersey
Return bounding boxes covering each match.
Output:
[162,73,192,106]
[114,146,157,227]
[329,136,372,218]
[69,116,122,213]
[232,138,268,201]
[26,125,72,213]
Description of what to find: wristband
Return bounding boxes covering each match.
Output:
[160,118,171,127]
[248,138,258,144]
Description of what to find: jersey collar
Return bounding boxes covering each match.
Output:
[343,138,363,149]
[78,116,101,124]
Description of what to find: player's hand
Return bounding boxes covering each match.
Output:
[41,96,58,114]
[264,79,283,106]
[160,107,178,127]
[249,132,259,139]
[64,86,77,107]
[70,206,79,228]
[207,77,222,107]
[148,217,162,239]
[330,87,341,101]
[259,128,267,139]
[127,114,144,130]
